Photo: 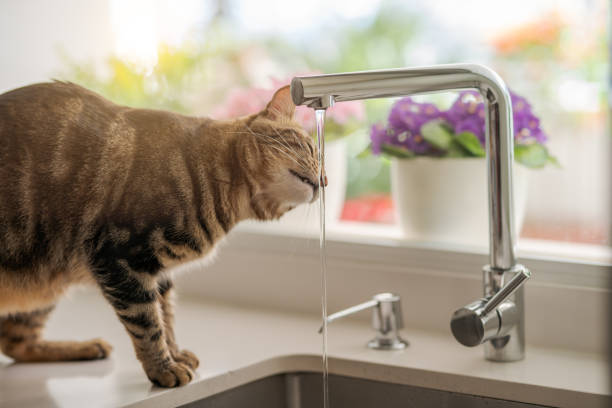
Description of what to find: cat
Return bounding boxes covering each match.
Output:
[0,81,321,387]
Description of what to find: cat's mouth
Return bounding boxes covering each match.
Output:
[289,169,317,190]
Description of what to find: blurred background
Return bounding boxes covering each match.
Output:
[0,0,608,251]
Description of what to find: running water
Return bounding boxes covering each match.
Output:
[315,108,330,408]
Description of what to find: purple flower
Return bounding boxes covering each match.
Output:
[390,128,429,154]
[444,90,548,146]
[370,123,389,155]
[370,89,548,157]
[454,117,486,143]
[510,91,547,144]
[389,98,442,132]
[444,91,486,143]
[385,97,443,154]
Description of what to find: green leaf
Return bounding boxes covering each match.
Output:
[381,143,415,159]
[547,154,562,168]
[421,121,453,150]
[357,143,373,159]
[444,140,472,158]
[320,120,358,142]
[514,143,549,168]
[455,132,486,157]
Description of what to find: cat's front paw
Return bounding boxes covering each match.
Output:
[172,349,199,370]
[147,361,194,388]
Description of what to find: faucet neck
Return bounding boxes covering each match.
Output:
[291,63,517,270]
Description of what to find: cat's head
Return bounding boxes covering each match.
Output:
[242,86,323,220]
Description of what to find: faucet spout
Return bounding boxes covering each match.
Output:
[291,64,530,362]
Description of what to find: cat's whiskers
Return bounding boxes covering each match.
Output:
[271,127,300,155]
[267,144,311,174]
[244,125,295,155]
[228,129,308,171]
[246,127,295,154]
[240,127,312,175]
[274,130,317,175]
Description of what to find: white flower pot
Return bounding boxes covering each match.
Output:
[391,157,529,247]
[277,138,347,230]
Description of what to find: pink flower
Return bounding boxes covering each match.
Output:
[213,74,365,134]
[294,105,317,132]
[211,87,271,120]
[327,100,366,125]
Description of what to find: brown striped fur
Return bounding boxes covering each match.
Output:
[0,82,319,387]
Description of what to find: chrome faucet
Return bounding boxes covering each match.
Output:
[291,64,531,362]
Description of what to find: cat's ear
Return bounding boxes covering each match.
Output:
[263,86,295,121]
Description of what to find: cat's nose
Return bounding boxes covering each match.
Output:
[320,174,328,187]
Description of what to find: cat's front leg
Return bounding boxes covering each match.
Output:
[94,265,194,387]
[157,279,199,370]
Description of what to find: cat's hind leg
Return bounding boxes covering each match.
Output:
[0,305,112,362]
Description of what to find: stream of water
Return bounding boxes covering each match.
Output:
[315,108,330,408]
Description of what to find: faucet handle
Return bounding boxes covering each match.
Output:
[481,266,530,315]
[451,265,530,347]
[319,293,408,350]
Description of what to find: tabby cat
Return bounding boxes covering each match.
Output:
[0,82,321,387]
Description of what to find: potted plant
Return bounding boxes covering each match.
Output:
[370,90,556,246]
[213,79,366,229]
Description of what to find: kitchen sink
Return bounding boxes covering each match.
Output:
[179,372,551,408]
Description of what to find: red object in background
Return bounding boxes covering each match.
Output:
[341,194,395,224]
[521,221,609,246]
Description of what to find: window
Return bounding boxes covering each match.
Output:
[2,0,608,262]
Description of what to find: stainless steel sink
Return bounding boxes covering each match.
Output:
[179,372,552,408]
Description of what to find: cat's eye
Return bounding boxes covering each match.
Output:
[306,141,314,156]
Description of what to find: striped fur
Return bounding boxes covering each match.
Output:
[0,82,318,387]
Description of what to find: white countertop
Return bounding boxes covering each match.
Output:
[0,288,609,408]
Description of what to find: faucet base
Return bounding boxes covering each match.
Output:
[368,335,408,350]
[485,335,526,362]
[483,267,527,362]
[485,339,526,362]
